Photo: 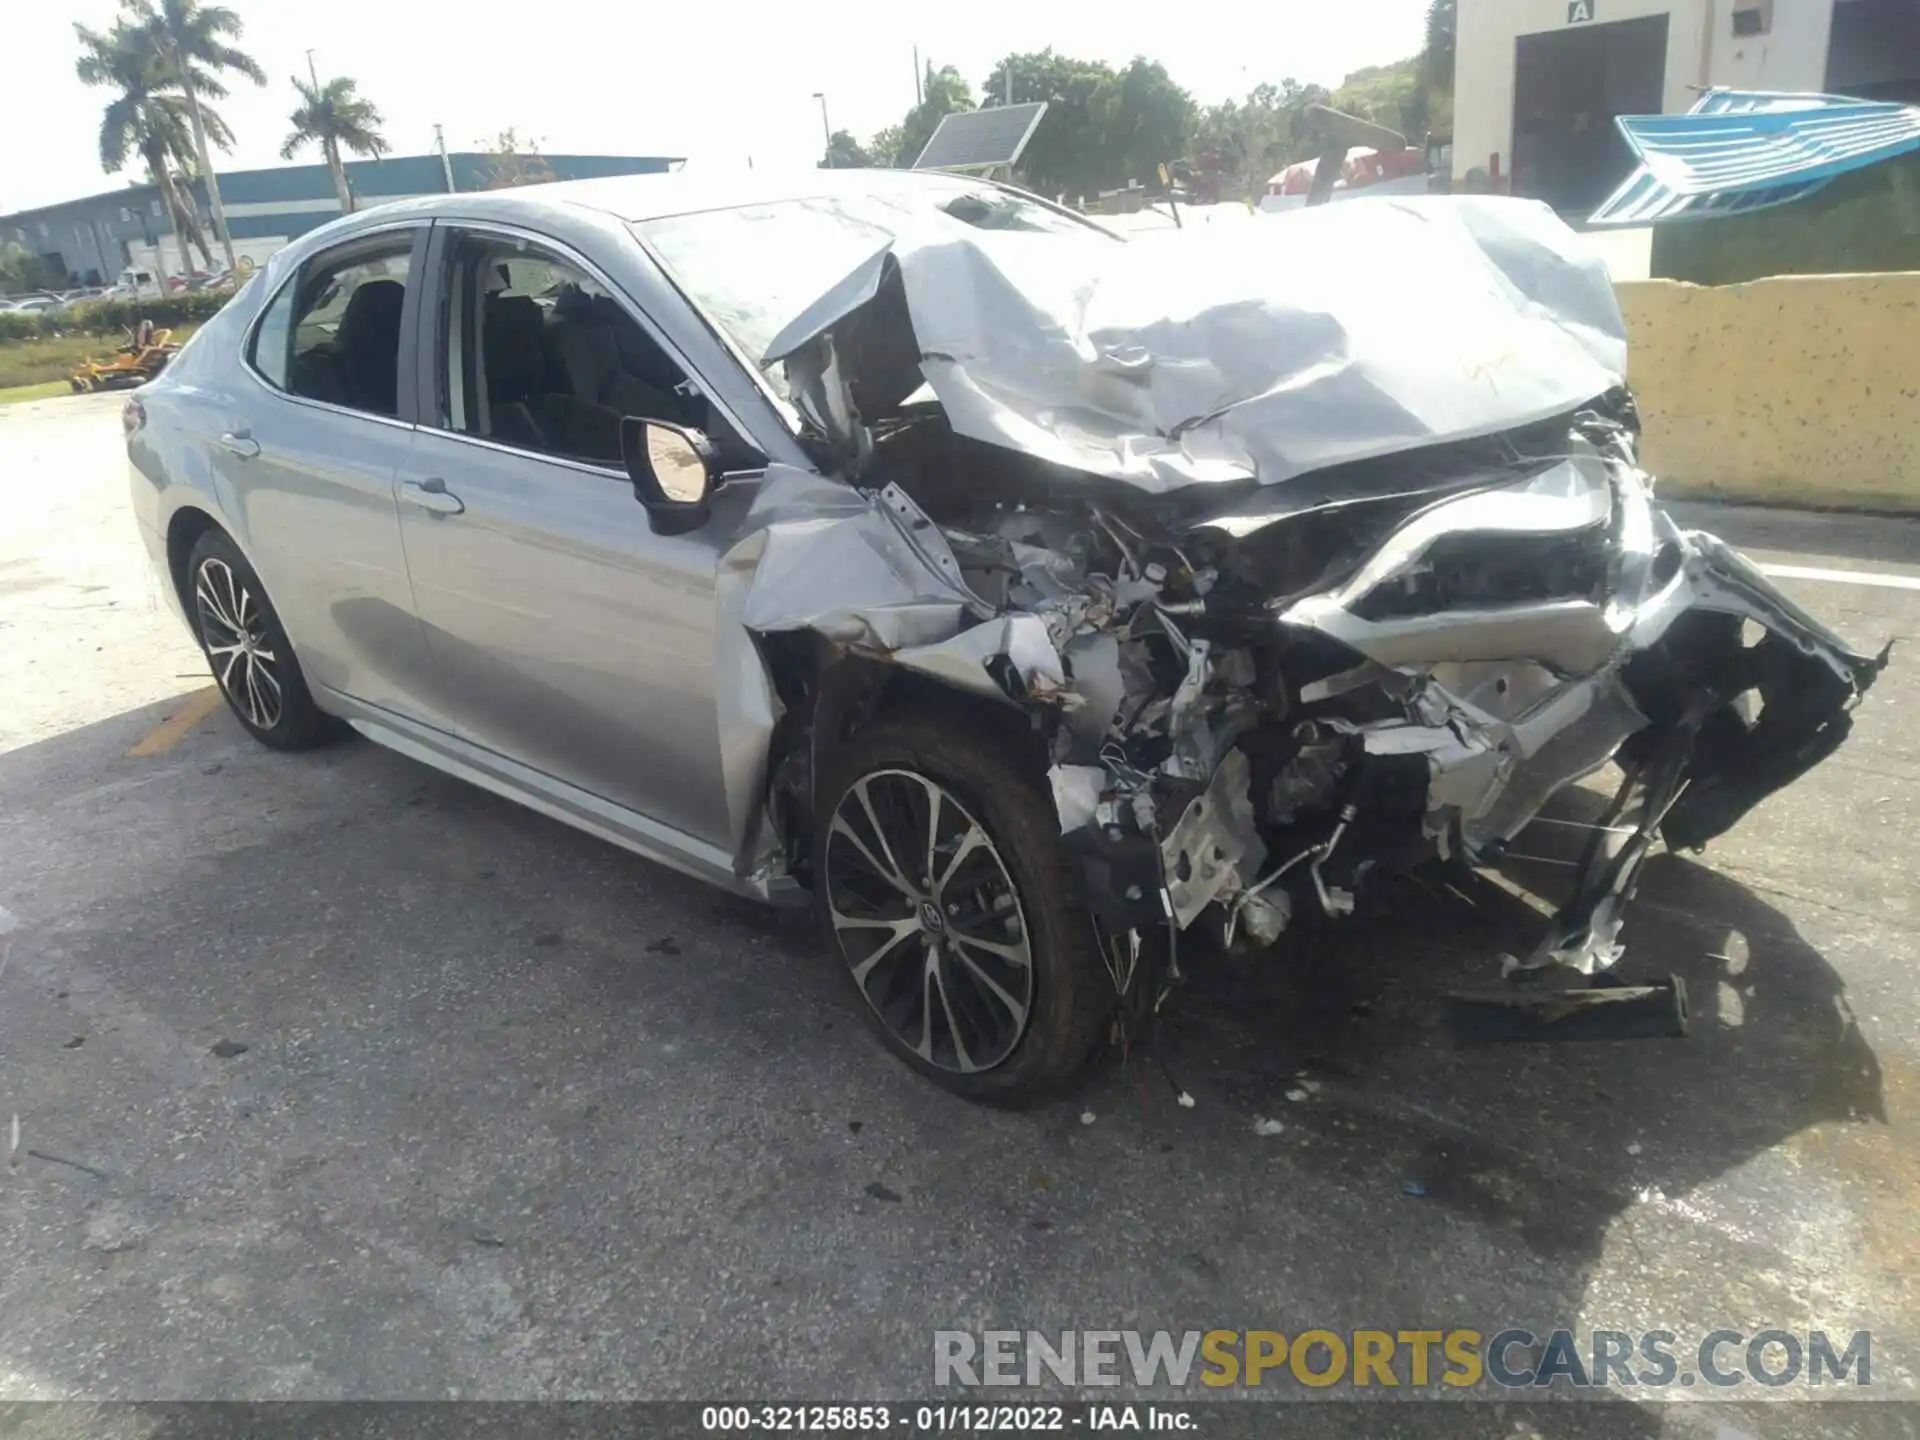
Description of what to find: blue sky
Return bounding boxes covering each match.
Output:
[6,0,1430,212]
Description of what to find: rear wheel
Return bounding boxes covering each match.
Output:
[185,529,340,751]
[814,712,1112,1105]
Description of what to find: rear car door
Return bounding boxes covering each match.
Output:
[224,225,449,729]
[394,220,766,850]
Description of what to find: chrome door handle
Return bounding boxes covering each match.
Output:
[400,477,465,516]
[219,431,260,459]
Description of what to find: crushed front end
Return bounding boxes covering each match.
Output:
[754,403,1886,1039]
[726,195,1887,1041]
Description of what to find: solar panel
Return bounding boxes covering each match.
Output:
[911,103,1049,172]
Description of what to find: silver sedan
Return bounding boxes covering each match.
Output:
[127,169,1884,1102]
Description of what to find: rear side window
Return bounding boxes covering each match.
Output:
[249,237,413,418]
[249,282,294,389]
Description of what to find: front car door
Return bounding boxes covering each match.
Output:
[394,216,776,855]
[222,225,448,728]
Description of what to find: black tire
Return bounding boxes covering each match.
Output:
[814,711,1113,1106]
[184,529,341,751]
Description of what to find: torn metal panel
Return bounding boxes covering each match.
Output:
[891,611,1067,702]
[1160,748,1266,928]
[726,471,982,652]
[767,196,1627,493]
[713,464,986,876]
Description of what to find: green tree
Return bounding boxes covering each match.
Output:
[74,18,226,269]
[121,0,266,272]
[896,64,974,169]
[1,239,46,293]
[1424,0,1457,92]
[1092,58,1194,194]
[867,125,905,167]
[1195,79,1329,203]
[282,75,389,214]
[980,50,1116,201]
[476,129,556,189]
[820,129,873,169]
[1332,59,1416,134]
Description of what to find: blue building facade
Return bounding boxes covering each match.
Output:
[3,151,680,286]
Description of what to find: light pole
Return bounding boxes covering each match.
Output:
[812,92,832,162]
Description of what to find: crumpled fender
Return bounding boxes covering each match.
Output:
[713,465,1077,879]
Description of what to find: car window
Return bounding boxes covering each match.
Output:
[634,184,1116,373]
[269,240,413,417]
[248,279,295,389]
[437,232,735,468]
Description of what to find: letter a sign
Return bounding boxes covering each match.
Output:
[1568,0,1596,19]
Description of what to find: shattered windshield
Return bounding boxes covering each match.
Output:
[634,184,1114,375]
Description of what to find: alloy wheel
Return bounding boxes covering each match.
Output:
[824,769,1035,1074]
[194,557,284,731]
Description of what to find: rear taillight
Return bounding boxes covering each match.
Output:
[121,397,145,439]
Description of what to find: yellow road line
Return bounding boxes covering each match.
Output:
[126,686,225,757]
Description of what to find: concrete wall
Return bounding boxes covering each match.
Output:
[1454,0,1835,184]
[1617,272,1920,509]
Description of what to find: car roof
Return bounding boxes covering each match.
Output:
[259,167,1118,290]
[352,166,1008,229]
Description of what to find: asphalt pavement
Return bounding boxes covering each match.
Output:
[2,392,1917,1431]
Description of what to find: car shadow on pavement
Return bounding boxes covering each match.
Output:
[1158,774,1887,1295]
[0,700,1898,1406]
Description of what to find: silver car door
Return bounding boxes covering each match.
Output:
[394,221,758,849]
[222,225,450,729]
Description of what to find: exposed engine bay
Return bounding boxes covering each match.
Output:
[723,399,1884,1038]
[709,196,1888,1043]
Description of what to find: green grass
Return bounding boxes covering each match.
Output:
[0,322,200,390]
[0,380,74,405]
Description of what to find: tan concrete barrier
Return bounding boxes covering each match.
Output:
[1615,274,1920,512]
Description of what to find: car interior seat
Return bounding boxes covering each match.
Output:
[482,293,550,448]
[331,279,406,416]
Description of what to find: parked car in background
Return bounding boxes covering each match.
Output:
[111,267,166,300]
[123,170,1886,1103]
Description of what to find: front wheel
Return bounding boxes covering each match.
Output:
[185,529,341,751]
[814,712,1114,1105]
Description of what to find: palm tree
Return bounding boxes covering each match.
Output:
[123,0,265,272]
[282,76,390,215]
[75,19,229,271]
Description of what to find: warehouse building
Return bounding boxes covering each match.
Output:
[3,150,681,286]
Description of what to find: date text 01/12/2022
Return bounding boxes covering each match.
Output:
[699,1405,1190,1431]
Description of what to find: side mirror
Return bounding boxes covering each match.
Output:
[621,417,717,536]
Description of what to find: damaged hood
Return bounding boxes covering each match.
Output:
[763,196,1627,494]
